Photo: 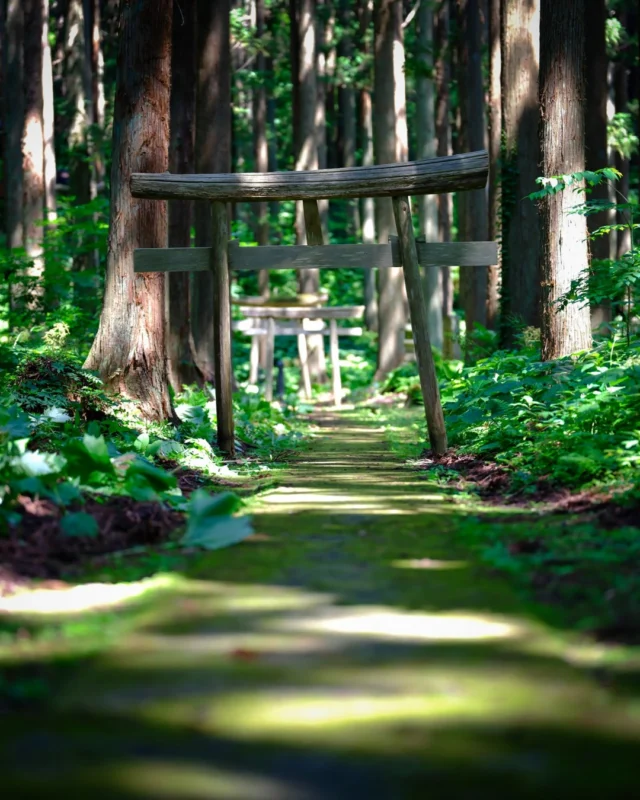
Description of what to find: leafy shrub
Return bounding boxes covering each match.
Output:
[441,339,640,489]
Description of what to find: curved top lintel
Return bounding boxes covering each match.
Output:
[131,151,488,202]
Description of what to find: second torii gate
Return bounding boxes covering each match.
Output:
[131,150,496,459]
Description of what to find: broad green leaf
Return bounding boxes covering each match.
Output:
[64,434,115,482]
[61,512,99,538]
[125,459,177,492]
[183,511,253,550]
[188,489,244,518]
[0,406,30,440]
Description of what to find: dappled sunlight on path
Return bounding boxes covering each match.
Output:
[2,413,640,798]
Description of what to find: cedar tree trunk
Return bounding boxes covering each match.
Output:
[84,0,174,421]
[539,0,592,360]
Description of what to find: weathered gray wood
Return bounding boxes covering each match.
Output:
[232,321,363,336]
[131,151,488,202]
[264,317,275,402]
[249,332,260,384]
[393,195,448,455]
[297,332,313,399]
[329,319,342,407]
[134,240,497,273]
[210,202,235,457]
[239,305,364,320]
[303,200,324,245]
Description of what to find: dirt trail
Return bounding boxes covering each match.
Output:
[2,412,640,798]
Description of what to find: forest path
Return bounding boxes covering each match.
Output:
[2,411,640,798]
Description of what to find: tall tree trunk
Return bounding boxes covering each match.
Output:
[83,0,106,187]
[315,0,330,236]
[358,0,377,331]
[584,0,611,332]
[293,0,326,380]
[338,0,360,239]
[253,0,269,255]
[42,0,56,223]
[456,0,488,348]
[500,0,541,346]
[374,0,408,378]
[486,0,500,331]
[193,0,231,383]
[65,0,91,203]
[614,55,630,259]
[22,0,46,308]
[167,0,199,392]
[4,0,24,253]
[360,86,378,330]
[539,0,592,360]
[84,0,174,421]
[416,0,442,351]
[435,0,454,356]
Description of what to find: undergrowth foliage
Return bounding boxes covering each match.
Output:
[442,338,640,491]
[0,348,306,548]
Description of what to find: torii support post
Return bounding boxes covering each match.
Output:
[210,201,235,457]
[393,195,447,455]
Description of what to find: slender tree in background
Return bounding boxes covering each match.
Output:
[84,0,174,420]
[456,0,489,345]
[64,0,90,201]
[434,0,454,356]
[193,0,231,383]
[358,0,377,331]
[292,0,326,379]
[539,0,592,360]
[374,0,408,378]
[585,0,611,329]
[487,0,501,331]
[338,0,360,239]
[22,0,46,268]
[500,0,541,346]
[83,0,106,188]
[613,7,631,259]
[253,0,270,259]
[167,0,200,392]
[415,0,443,350]
[4,0,24,252]
[42,0,56,224]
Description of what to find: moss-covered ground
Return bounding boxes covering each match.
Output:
[1,410,640,798]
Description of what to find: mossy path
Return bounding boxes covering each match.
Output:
[2,412,640,798]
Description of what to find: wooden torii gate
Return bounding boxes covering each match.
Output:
[131,151,496,459]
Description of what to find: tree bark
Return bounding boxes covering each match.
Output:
[293,0,326,380]
[486,0,500,331]
[374,0,408,378]
[456,0,488,347]
[193,0,231,383]
[253,0,269,253]
[167,0,200,392]
[435,0,455,356]
[84,0,174,421]
[338,0,360,239]
[500,0,541,346]
[83,0,106,186]
[360,86,378,330]
[358,0,377,331]
[4,0,24,251]
[539,0,592,360]
[416,0,442,351]
[584,0,611,331]
[42,0,56,223]
[23,0,46,265]
[614,56,630,259]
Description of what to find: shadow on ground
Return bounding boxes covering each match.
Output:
[1,412,640,798]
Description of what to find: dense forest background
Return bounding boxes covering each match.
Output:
[1,0,638,396]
